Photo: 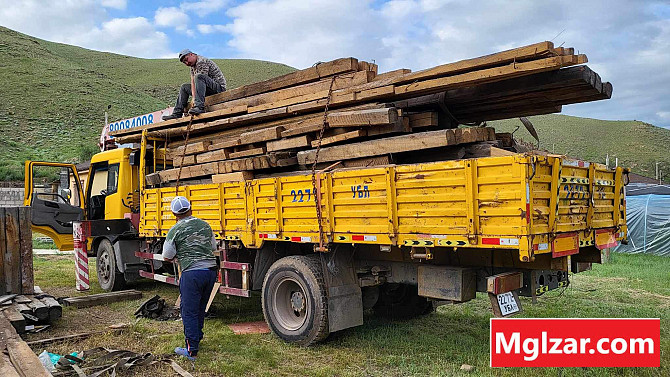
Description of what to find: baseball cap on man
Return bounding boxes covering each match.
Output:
[178,49,193,62]
[171,196,191,214]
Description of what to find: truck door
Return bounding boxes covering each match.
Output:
[24,161,85,250]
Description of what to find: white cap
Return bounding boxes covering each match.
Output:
[170,196,191,214]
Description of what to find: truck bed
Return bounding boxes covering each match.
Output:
[140,154,626,262]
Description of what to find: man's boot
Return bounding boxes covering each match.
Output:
[188,106,204,115]
[162,112,183,121]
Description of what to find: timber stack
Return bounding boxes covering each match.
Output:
[109,41,612,184]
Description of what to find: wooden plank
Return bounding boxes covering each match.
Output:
[328,108,397,127]
[298,127,495,164]
[409,112,438,128]
[267,135,313,152]
[27,298,48,322]
[0,350,20,377]
[240,126,284,145]
[0,208,5,296]
[7,337,52,377]
[229,147,266,159]
[391,41,555,85]
[3,208,20,294]
[110,104,248,137]
[208,70,372,112]
[196,149,230,164]
[39,296,62,323]
[373,68,411,82]
[212,171,254,184]
[168,141,211,157]
[219,155,274,174]
[172,154,196,167]
[3,309,24,334]
[280,117,326,138]
[312,129,366,147]
[158,162,219,182]
[394,55,584,98]
[0,295,17,305]
[12,295,31,304]
[62,289,142,308]
[209,138,241,151]
[204,58,359,106]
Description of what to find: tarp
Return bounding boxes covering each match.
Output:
[613,194,670,256]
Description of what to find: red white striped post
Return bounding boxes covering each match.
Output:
[73,221,90,291]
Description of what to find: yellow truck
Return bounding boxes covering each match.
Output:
[24,132,627,345]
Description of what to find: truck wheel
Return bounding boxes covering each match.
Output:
[373,283,433,319]
[96,239,126,291]
[262,255,329,346]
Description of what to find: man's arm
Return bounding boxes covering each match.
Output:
[162,239,177,260]
[211,234,217,251]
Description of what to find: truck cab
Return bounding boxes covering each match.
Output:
[25,147,148,290]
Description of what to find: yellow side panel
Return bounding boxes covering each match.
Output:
[476,156,526,236]
[331,168,389,235]
[395,161,468,236]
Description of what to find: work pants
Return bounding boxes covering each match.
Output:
[179,268,217,356]
[174,74,224,114]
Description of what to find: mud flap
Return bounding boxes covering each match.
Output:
[321,251,363,333]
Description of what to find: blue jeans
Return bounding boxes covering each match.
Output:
[174,73,224,113]
[179,268,217,356]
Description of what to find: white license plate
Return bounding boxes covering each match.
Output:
[496,291,520,316]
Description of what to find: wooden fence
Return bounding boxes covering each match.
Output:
[0,207,33,295]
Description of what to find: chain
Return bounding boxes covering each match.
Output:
[175,115,195,193]
[310,75,337,251]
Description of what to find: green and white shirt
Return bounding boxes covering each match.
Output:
[162,216,217,271]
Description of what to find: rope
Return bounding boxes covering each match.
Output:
[174,115,195,193]
[310,75,337,251]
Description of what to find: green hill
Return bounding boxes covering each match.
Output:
[1,26,669,181]
[0,27,295,181]
[490,115,670,178]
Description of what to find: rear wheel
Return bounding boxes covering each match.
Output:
[262,255,329,346]
[373,283,433,319]
[96,239,126,291]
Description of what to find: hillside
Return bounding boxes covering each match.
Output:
[490,115,670,178]
[1,26,669,181]
[0,27,295,181]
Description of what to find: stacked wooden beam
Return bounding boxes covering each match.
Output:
[0,293,62,334]
[109,41,611,184]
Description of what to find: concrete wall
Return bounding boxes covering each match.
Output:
[0,188,24,207]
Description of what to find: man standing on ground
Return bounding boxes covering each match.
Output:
[162,196,218,360]
[163,49,227,120]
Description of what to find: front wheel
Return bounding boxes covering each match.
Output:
[96,239,126,291]
[261,255,329,346]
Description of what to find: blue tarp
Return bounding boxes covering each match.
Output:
[613,194,670,256]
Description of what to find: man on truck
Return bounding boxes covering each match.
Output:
[162,49,227,120]
[162,196,218,360]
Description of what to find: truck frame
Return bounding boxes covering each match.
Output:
[24,131,627,345]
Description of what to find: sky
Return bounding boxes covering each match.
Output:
[0,0,669,128]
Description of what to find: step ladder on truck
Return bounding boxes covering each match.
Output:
[24,133,628,345]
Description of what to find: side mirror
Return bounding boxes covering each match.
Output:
[62,188,72,200]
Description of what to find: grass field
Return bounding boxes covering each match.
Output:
[28,253,668,377]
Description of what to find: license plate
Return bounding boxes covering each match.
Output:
[496,292,520,316]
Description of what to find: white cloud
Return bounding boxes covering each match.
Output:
[222,0,670,127]
[181,0,229,17]
[77,17,173,58]
[100,0,127,10]
[155,7,190,30]
[197,24,228,34]
[0,1,172,58]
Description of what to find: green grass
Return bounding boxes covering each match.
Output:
[0,26,295,181]
[29,253,668,377]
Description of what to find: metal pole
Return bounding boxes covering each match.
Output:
[606,154,609,169]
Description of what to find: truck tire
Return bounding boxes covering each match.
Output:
[96,239,126,291]
[261,255,329,346]
[373,283,433,319]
